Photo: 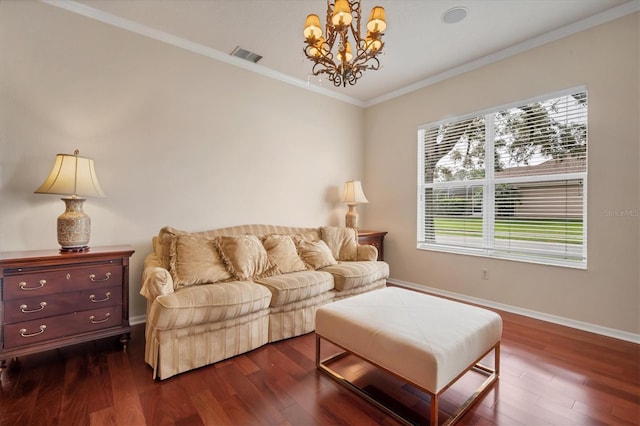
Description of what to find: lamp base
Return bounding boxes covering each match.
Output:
[58,197,91,251]
[60,246,90,253]
[345,204,359,229]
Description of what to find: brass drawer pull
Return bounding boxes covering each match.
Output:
[19,325,47,337]
[89,272,111,282]
[89,292,111,303]
[89,313,111,324]
[20,301,47,313]
[19,280,46,291]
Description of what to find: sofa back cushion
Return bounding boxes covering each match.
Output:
[169,234,232,289]
[213,225,320,241]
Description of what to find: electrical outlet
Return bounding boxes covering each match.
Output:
[481,268,489,280]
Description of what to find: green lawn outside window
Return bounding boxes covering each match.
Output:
[434,217,583,244]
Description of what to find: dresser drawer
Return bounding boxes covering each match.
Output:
[3,305,122,349]
[3,264,122,300]
[3,286,121,324]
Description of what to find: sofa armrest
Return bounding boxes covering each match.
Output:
[140,253,174,301]
[356,244,378,261]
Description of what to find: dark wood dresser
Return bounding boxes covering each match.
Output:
[0,245,134,367]
[357,230,388,261]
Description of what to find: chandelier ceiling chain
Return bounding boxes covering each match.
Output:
[303,0,387,87]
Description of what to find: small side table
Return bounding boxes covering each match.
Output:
[357,230,387,261]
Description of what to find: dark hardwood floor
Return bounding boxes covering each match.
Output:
[1,302,638,425]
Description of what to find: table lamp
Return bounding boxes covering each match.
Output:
[35,149,105,252]
[342,180,368,229]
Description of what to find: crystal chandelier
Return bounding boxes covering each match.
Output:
[303,0,387,87]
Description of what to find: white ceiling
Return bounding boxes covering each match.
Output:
[59,0,636,106]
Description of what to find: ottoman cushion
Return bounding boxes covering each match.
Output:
[315,287,502,393]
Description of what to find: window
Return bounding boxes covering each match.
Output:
[417,88,587,268]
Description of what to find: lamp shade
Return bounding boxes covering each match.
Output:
[332,0,353,26]
[303,14,322,39]
[341,180,368,204]
[35,150,105,198]
[367,6,387,32]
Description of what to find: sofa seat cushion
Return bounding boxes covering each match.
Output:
[255,271,334,307]
[320,261,389,292]
[150,281,272,330]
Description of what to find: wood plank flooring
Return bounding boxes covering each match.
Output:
[1,303,638,425]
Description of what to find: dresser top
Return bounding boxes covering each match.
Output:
[0,245,135,266]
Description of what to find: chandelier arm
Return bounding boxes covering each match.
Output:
[357,36,385,65]
[349,0,362,31]
[312,63,331,77]
[327,64,344,86]
[307,54,338,72]
[325,0,332,36]
[364,55,381,71]
[304,42,344,86]
[350,40,370,65]
[308,57,340,84]
[303,37,337,65]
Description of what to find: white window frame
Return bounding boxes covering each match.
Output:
[417,87,588,269]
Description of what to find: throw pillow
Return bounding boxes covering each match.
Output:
[157,226,189,268]
[262,234,308,274]
[215,234,273,280]
[321,226,358,261]
[168,234,232,289]
[295,239,338,270]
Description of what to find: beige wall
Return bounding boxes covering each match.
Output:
[364,13,640,336]
[1,2,638,337]
[0,2,364,319]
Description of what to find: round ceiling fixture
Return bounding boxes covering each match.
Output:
[442,7,468,24]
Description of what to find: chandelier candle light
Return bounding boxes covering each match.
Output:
[303,0,386,87]
[35,150,105,252]
[342,180,369,229]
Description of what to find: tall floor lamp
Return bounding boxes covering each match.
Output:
[35,149,105,252]
[342,180,368,229]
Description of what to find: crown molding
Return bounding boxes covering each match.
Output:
[42,0,638,109]
[40,0,366,108]
[364,0,640,107]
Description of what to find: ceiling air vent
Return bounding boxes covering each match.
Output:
[230,46,263,64]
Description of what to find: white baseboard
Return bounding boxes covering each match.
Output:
[130,315,147,326]
[127,281,639,344]
[388,278,640,344]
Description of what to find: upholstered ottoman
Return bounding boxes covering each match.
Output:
[315,287,502,425]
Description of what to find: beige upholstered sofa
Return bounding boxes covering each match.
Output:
[140,224,389,380]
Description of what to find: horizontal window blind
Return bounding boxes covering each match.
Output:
[418,88,588,267]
